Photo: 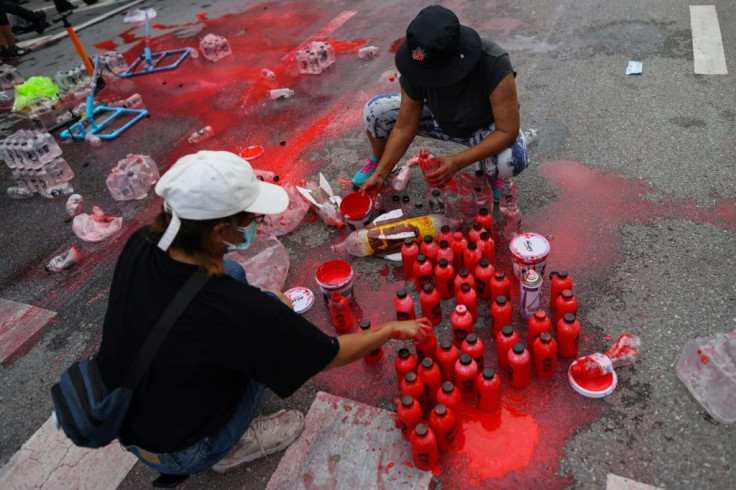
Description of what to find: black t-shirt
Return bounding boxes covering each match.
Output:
[96,228,339,452]
[400,38,514,138]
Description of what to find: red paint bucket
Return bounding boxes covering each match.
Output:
[509,232,550,279]
[339,192,373,229]
[315,259,355,304]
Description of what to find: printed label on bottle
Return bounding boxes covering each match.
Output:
[542,358,554,372]
[445,426,457,442]
[419,275,432,287]
[462,379,474,393]
[432,304,442,321]
[397,312,410,321]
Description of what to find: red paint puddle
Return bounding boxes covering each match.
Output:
[93,39,118,50]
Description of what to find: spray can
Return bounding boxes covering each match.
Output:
[434,258,455,300]
[454,353,479,400]
[507,343,531,389]
[496,325,520,370]
[461,333,485,372]
[429,404,458,452]
[520,269,543,319]
[436,382,462,423]
[450,305,473,347]
[419,284,442,326]
[490,295,512,337]
[476,368,501,413]
[394,288,416,321]
[360,320,383,362]
[533,332,558,377]
[418,358,442,406]
[394,348,417,385]
[435,340,458,384]
[396,395,423,440]
[410,424,439,471]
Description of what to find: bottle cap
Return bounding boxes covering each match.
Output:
[495,271,505,279]
[496,295,507,305]
[359,319,371,330]
[284,287,314,314]
[440,339,453,350]
[479,258,489,267]
[441,381,454,393]
[401,394,415,407]
[434,404,447,416]
[417,254,427,262]
[473,222,483,230]
[459,268,469,277]
[398,348,411,359]
[431,189,441,196]
[415,423,428,436]
[403,238,414,246]
[480,231,490,240]
[422,284,434,293]
[423,235,433,243]
[396,288,407,298]
[421,358,433,369]
[540,332,552,343]
[558,271,569,278]
[512,343,525,355]
[501,325,514,336]
[534,310,548,320]
[459,353,472,365]
[439,240,449,248]
[479,207,489,216]
[467,241,477,250]
[438,258,448,267]
[563,313,576,323]
[441,225,450,233]
[465,333,477,344]
[562,289,573,298]
[405,372,417,383]
[460,283,471,292]
[455,304,468,314]
[482,368,495,379]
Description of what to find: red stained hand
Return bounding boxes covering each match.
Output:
[425,156,458,188]
[390,318,433,341]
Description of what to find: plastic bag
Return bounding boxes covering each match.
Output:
[224,233,289,291]
[72,206,123,242]
[13,76,59,112]
[258,183,309,236]
[106,154,159,201]
[605,333,641,368]
[123,8,157,23]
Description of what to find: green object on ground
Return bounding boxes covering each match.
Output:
[12,76,60,112]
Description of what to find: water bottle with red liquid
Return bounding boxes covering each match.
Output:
[437,239,454,267]
[461,333,485,371]
[454,353,479,400]
[507,342,531,389]
[549,271,574,311]
[413,254,434,292]
[410,423,439,471]
[418,358,442,406]
[476,207,493,231]
[436,340,458,383]
[419,284,442,326]
[396,395,423,440]
[401,238,420,279]
[360,320,383,362]
[329,292,354,333]
[476,368,501,413]
[420,235,440,267]
[451,232,467,270]
[414,328,438,363]
[394,288,416,321]
[418,149,441,183]
[451,304,473,347]
[463,241,483,274]
[478,231,495,262]
[554,289,579,325]
[454,268,476,293]
[401,372,427,410]
[490,295,512,337]
[474,258,495,300]
[456,282,478,322]
[533,332,558,377]
[437,225,454,249]
[490,270,511,304]
[557,313,581,358]
[468,222,485,244]
[429,404,458,451]
[436,382,462,423]
[395,348,418,385]
[527,310,552,351]
[434,258,455,300]
[496,325,520,370]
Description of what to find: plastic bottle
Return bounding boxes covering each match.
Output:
[414,328,437,363]
[454,268,475,293]
[401,238,420,278]
[413,255,434,292]
[436,382,462,423]
[434,258,455,300]
[391,164,412,192]
[474,258,495,300]
[436,340,459,384]
[45,247,84,272]
[507,343,531,389]
[123,93,144,109]
[418,358,442,406]
[396,395,423,440]
[400,372,426,410]
[499,178,517,212]
[456,282,478,322]
[84,133,102,147]
[419,284,442,326]
[490,295,512,337]
[468,222,485,244]
[329,292,354,333]
[188,126,214,144]
[65,194,83,217]
[476,207,493,231]
[6,186,33,199]
[454,353,478,400]
[527,310,552,351]
[417,149,441,183]
[394,288,416,321]
[261,68,276,79]
[554,290,579,325]
[549,271,574,311]
[360,320,383,362]
[358,45,379,58]
[429,404,457,452]
[451,232,467,271]
[270,88,295,100]
[395,348,418,385]
[557,313,581,358]
[410,424,439,471]
[520,269,543,319]
[533,332,558,378]
[437,239,454,267]
[420,235,439,267]
[451,305,473,347]
[40,182,74,199]
[490,271,511,304]
[461,333,485,372]
[463,241,482,274]
[502,202,523,241]
[570,352,613,379]
[496,325,520,370]
[476,368,501,413]
[437,225,454,248]
[427,188,445,214]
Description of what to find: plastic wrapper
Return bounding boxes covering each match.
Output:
[123,8,157,23]
[224,233,289,291]
[13,76,59,112]
[72,206,123,242]
[46,247,83,272]
[258,183,309,236]
[605,333,641,368]
[65,194,83,217]
[676,331,736,424]
[296,174,343,228]
[106,154,159,201]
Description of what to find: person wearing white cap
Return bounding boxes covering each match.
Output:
[94,151,432,479]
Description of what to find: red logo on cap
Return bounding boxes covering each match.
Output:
[411,47,426,61]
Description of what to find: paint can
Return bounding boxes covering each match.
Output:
[284,287,314,314]
[567,364,618,398]
[315,259,355,304]
[509,232,550,279]
[519,269,543,319]
[339,192,373,230]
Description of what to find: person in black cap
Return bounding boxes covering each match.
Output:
[355,5,531,202]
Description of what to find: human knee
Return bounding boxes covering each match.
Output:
[363,93,400,139]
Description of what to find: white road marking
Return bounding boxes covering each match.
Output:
[690,5,728,75]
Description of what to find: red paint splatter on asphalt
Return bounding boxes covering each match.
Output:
[93,39,118,50]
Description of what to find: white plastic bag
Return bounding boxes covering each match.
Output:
[258,183,309,236]
[72,205,123,242]
[224,234,289,291]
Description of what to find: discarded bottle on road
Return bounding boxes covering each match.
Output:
[570,352,612,380]
[527,310,552,351]
[329,292,354,333]
[401,372,426,410]
[46,246,83,272]
[270,88,295,100]
[65,194,83,217]
[401,238,420,278]
[451,304,473,347]
[414,328,437,364]
[549,271,574,311]
[476,207,493,231]
[554,289,579,325]
[474,258,494,300]
[419,284,442,326]
[358,45,379,59]
[454,353,478,400]
[420,235,439,267]
[413,254,434,291]
[188,126,214,144]
[436,382,462,423]
[434,258,455,300]
[491,295,512,337]
[456,282,478,323]
[261,68,276,79]
[490,270,511,304]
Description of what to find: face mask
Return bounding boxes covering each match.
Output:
[224,220,258,251]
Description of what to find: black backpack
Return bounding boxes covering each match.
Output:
[51,270,208,448]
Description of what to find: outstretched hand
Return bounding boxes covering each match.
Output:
[359,172,384,197]
[425,155,459,188]
[389,317,433,341]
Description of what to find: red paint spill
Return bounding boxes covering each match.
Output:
[93,39,118,50]
[389,38,404,53]
[700,355,710,364]
[387,462,395,469]
[344,405,353,411]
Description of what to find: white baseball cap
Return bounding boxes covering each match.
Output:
[154,150,288,251]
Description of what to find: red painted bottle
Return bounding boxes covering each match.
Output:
[478,231,495,263]
[456,282,478,322]
[451,232,467,271]
[463,241,483,274]
[490,295,512,337]
[414,328,438,363]
[454,353,479,400]
[410,423,439,471]
[434,258,455,300]
[461,333,485,371]
[436,340,459,384]
[549,271,574,311]
[418,358,442,407]
[420,235,440,267]
[476,207,493,231]
[394,288,416,321]
[527,310,552,351]
[437,239,454,267]
[419,284,442,326]
[437,224,454,249]
[360,320,383,363]
[396,394,423,440]
[413,254,434,292]
[507,342,531,389]
[557,313,581,358]
[436,381,462,423]
[394,348,418,385]
[473,258,495,300]
[554,289,579,326]
[429,404,458,452]
[468,222,485,244]
[329,292,353,333]
[400,372,426,410]
[476,368,501,413]
[490,270,511,304]
[401,238,420,279]
[450,304,473,347]
[496,325,520,370]
[533,332,557,377]
[454,268,476,293]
